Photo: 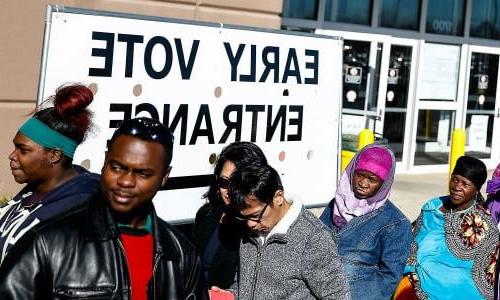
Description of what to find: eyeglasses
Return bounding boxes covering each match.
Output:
[233,203,268,223]
[217,176,230,189]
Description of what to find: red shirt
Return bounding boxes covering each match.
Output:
[120,231,154,300]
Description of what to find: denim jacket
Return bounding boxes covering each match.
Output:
[320,200,412,300]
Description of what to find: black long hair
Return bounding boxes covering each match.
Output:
[203,141,268,207]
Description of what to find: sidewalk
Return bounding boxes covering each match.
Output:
[390,172,449,221]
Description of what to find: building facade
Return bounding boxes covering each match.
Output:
[283,0,500,173]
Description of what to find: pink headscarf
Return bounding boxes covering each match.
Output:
[332,144,396,228]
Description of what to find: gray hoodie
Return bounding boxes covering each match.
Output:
[233,204,351,299]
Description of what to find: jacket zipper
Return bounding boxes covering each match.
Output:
[250,248,262,300]
[118,239,133,298]
[151,253,161,299]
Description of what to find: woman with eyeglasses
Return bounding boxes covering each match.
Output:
[0,84,100,264]
[320,144,412,300]
[193,141,267,289]
[395,156,499,300]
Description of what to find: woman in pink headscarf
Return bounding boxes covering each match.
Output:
[320,144,412,300]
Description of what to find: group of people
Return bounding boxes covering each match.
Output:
[0,83,500,300]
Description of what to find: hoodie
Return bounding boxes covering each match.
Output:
[0,165,99,264]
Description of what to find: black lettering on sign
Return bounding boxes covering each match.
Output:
[239,45,256,82]
[164,104,188,146]
[260,46,280,83]
[89,32,200,79]
[223,42,319,85]
[89,31,115,77]
[245,105,265,142]
[224,42,244,82]
[144,36,173,79]
[175,38,200,80]
[189,104,215,145]
[108,103,304,146]
[288,105,303,141]
[266,105,287,142]
[219,105,243,143]
[304,49,318,85]
[117,34,144,77]
[109,103,132,128]
[282,48,301,84]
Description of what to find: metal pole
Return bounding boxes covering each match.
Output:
[449,128,466,177]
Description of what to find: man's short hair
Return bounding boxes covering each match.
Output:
[229,163,283,210]
[109,117,174,167]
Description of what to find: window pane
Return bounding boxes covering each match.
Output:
[282,0,318,20]
[383,112,406,161]
[386,45,413,108]
[384,45,414,162]
[343,40,371,110]
[380,0,420,30]
[418,43,461,101]
[426,0,465,35]
[325,0,372,25]
[470,0,500,39]
[414,110,456,165]
[464,52,498,160]
[467,53,498,111]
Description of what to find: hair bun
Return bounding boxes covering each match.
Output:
[53,84,93,118]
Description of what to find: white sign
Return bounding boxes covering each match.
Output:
[478,74,489,90]
[342,114,365,135]
[40,7,343,222]
[467,115,489,152]
[388,68,398,85]
[419,43,460,101]
[345,66,362,84]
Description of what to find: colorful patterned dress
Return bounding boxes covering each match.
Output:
[405,197,499,300]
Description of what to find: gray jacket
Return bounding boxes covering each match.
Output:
[233,207,351,300]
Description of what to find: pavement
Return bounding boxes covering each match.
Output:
[310,170,494,222]
[389,172,449,221]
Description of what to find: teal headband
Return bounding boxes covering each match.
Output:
[19,117,78,158]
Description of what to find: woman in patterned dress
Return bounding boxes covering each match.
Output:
[402,156,499,300]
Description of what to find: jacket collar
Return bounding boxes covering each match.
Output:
[84,193,179,261]
[243,205,306,247]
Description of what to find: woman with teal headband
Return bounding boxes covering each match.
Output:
[395,156,500,300]
[0,84,100,264]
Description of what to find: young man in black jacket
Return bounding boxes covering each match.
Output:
[0,117,207,299]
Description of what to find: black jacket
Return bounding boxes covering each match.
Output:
[0,193,207,300]
[193,203,244,289]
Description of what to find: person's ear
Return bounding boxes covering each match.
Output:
[161,166,172,187]
[274,190,285,206]
[48,149,64,166]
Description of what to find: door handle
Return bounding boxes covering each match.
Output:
[376,109,383,121]
[496,108,500,118]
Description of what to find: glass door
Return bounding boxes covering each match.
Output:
[316,30,391,148]
[410,42,467,171]
[382,38,418,169]
[462,46,500,167]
